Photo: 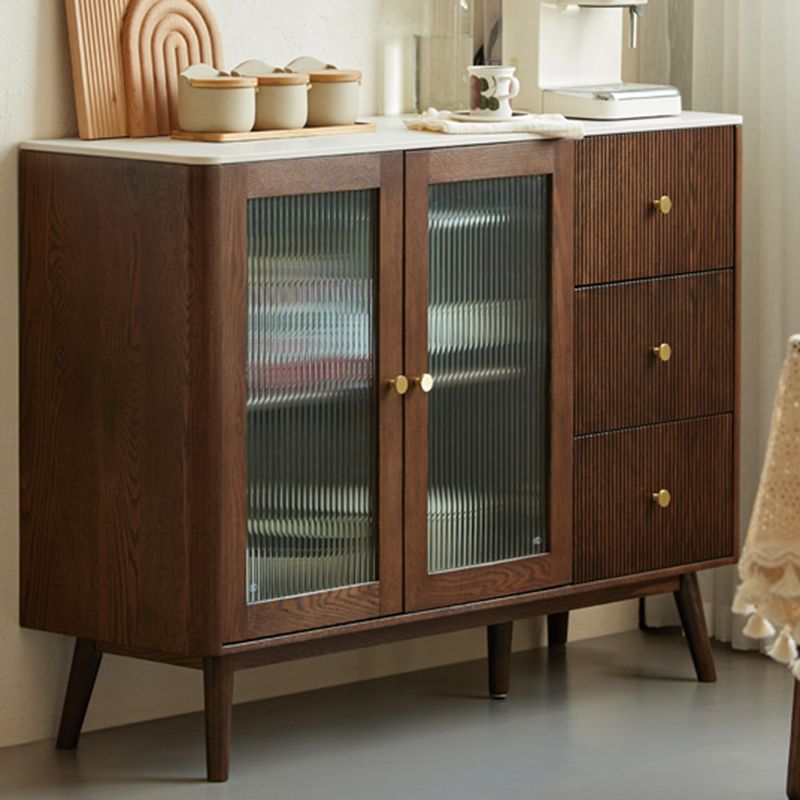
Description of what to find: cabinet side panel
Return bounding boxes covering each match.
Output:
[20,152,195,654]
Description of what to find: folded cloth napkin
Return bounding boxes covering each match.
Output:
[404,108,584,140]
[735,335,800,674]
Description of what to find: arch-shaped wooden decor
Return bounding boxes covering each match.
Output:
[122,0,224,137]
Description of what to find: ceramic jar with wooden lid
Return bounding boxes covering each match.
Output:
[178,65,257,133]
[286,57,362,127]
[232,60,310,130]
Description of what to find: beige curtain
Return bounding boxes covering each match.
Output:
[641,0,800,648]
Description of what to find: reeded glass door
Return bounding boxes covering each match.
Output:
[247,190,377,601]
[404,144,573,611]
[239,155,404,639]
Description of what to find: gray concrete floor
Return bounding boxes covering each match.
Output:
[0,630,794,799]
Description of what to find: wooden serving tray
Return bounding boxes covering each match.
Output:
[171,121,377,143]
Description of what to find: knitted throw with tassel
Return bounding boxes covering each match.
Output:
[735,336,800,676]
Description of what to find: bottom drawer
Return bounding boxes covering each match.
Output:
[575,415,734,583]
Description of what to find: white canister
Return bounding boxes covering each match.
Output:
[232,61,310,130]
[177,64,257,133]
[304,70,361,127]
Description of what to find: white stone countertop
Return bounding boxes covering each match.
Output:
[20,112,743,166]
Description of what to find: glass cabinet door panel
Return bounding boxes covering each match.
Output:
[247,190,378,603]
[427,176,550,573]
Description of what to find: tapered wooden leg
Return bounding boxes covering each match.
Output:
[547,612,569,647]
[673,572,717,683]
[487,622,513,699]
[788,681,800,799]
[56,638,103,750]
[204,656,234,782]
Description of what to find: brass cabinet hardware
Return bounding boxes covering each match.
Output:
[414,373,434,393]
[651,342,673,362]
[652,489,672,508]
[389,375,409,395]
[653,195,673,215]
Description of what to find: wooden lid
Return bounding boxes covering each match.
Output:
[188,76,258,89]
[304,69,362,83]
[255,73,310,86]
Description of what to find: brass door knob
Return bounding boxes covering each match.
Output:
[652,489,672,508]
[414,373,434,393]
[389,375,409,395]
[653,195,673,215]
[651,343,673,362]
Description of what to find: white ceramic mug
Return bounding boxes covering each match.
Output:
[467,66,520,119]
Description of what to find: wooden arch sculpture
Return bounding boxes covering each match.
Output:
[122,0,224,136]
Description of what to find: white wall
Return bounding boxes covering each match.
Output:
[0,0,638,750]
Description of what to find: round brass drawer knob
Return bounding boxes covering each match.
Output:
[652,489,672,509]
[415,373,434,393]
[653,195,673,215]
[389,375,409,395]
[651,342,673,362]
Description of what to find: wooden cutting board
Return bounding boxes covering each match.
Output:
[64,0,130,139]
[122,0,225,137]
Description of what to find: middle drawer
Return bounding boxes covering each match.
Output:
[575,271,734,435]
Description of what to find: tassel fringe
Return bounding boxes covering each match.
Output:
[769,627,799,665]
[731,588,755,616]
[743,612,776,639]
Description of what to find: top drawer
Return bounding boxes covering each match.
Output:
[575,127,737,286]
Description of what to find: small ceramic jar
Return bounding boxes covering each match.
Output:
[232,60,310,130]
[286,57,361,127]
[178,64,257,133]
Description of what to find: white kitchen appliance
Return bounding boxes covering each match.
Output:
[502,0,682,120]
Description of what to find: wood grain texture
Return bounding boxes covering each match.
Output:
[55,639,103,749]
[732,127,743,564]
[245,153,384,198]
[575,271,735,434]
[65,0,130,139]
[376,154,407,615]
[574,127,736,285]
[424,141,555,184]
[19,152,225,655]
[487,622,513,698]
[673,572,717,682]
[240,584,382,641]
[575,415,735,583]
[97,569,688,665]
[191,165,246,653]
[122,0,224,137]
[226,572,683,666]
[403,141,573,612]
[203,656,233,782]
[20,127,740,660]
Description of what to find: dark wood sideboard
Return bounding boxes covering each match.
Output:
[19,120,741,781]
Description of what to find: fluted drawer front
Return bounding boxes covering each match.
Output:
[575,416,734,583]
[575,271,734,434]
[575,127,736,285]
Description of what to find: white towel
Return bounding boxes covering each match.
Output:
[404,108,584,140]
